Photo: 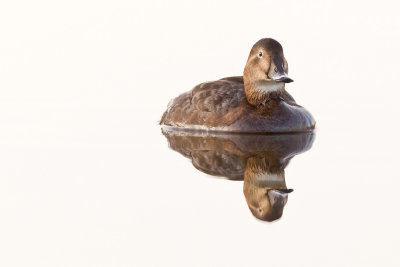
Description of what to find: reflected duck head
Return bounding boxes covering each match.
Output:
[245,188,293,222]
[244,156,293,222]
[243,38,293,106]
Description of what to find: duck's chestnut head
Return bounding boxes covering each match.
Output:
[244,38,292,83]
[243,38,293,106]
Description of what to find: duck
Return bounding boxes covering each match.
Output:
[162,129,316,221]
[160,38,315,133]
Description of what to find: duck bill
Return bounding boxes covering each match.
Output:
[272,73,293,83]
[268,56,294,83]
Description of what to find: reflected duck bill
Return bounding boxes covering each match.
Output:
[268,189,292,206]
[264,190,291,221]
[274,188,294,194]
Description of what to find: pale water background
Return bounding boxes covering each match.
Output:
[1,0,400,266]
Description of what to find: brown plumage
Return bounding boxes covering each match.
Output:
[160,38,316,133]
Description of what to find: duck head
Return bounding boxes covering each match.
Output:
[243,38,293,106]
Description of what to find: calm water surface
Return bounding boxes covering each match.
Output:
[0,106,399,267]
[152,125,399,266]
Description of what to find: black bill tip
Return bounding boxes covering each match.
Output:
[275,77,294,83]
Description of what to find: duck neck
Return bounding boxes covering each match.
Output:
[244,157,287,189]
[244,79,285,106]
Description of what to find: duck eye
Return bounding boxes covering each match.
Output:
[258,51,263,57]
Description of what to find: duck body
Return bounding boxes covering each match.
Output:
[160,38,316,133]
[160,76,315,133]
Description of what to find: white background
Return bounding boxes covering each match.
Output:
[1,0,400,266]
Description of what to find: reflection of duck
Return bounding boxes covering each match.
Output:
[244,156,293,221]
[162,129,315,222]
[160,38,315,133]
